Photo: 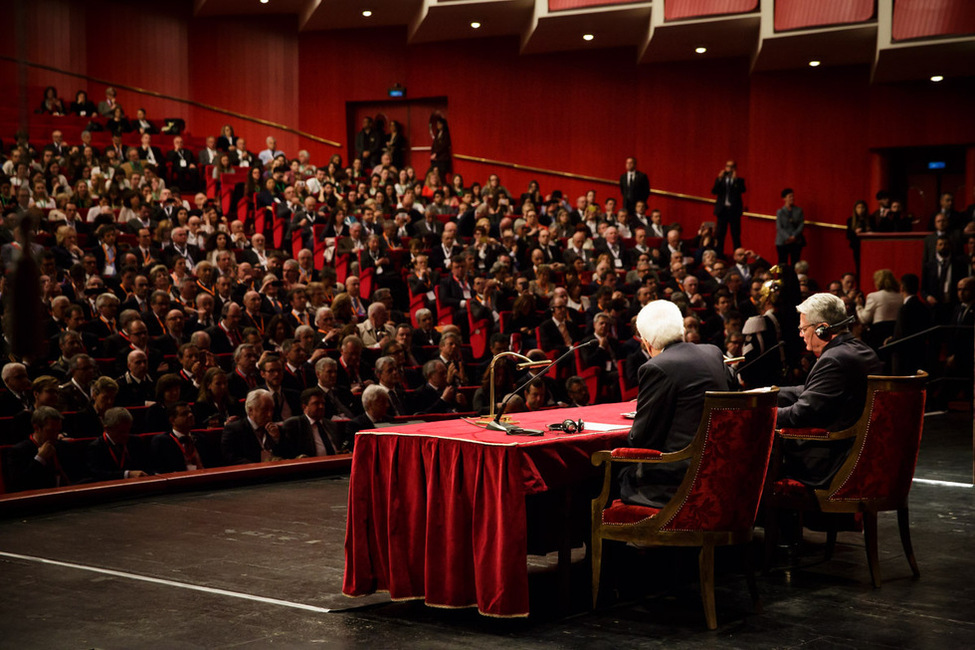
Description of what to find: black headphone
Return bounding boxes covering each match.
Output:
[814,315,856,341]
[548,418,584,434]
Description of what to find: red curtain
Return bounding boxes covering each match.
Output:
[892,0,975,41]
[774,0,875,32]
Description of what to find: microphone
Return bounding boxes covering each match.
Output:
[487,338,599,434]
[732,341,784,378]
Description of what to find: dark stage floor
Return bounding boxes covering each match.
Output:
[1,412,973,649]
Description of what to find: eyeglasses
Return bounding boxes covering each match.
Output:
[797,323,817,335]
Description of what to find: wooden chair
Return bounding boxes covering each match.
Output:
[591,388,779,630]
[763,372,928,587]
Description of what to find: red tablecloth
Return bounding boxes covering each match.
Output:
[342,403,632,617]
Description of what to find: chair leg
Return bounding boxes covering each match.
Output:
[699,539,717,630]
[897,507,921,579]
[591,530,603,609]
[742,543,762,614]
[825,521,838,561]
[862,510,882,588]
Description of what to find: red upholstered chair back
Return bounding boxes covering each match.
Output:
[827,376,927,505]
[660,390,778,533]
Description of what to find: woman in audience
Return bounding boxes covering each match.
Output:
[193,367,241,428]
[69,89,97,117]
[216,124,236,151]
[106,106,131,136]
[856,268,901,349]
[506,293,539,348]
[31,180,56,209]
[205,231,233,265]
[265,314,293,353]
[845,200,869,274]
[551,209,574,239]
[146,374,184,433]
[256,177,278,209]
[39,86,65,115]
[529,263,555,301]
[212,153,235,180]
[450,174,465,199]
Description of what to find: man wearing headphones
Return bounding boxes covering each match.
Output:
[777,293,882,488]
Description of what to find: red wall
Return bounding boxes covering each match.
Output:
[893,0,975,41]
[665,0,758,21]
[7,0,975,286]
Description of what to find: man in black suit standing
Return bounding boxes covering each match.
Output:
[776,293,882,488]
[889,274,930,376]
[282,387,347,456]
[221,389,296,465]
[619,300,735,508]
[619,157,650,216]
[711,159,747,255]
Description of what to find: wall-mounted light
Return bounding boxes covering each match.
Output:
[695,46,707,54]
[583,34,594,42]
[471,21,481,29]
[930,75,944,82]
[362,10,372,17]
[808,60,821,67]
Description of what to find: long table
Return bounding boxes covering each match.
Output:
[342,403,633,617]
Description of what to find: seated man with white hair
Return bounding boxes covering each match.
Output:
[776,292,882,488]
[221,389,296,465]
[619,300,735,508]
[357,302,396,349]
[346,384,391,442]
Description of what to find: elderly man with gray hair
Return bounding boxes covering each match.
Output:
[618,300,735,508]
[776,292,881,488]
[221,388,297,465]
[86,407,150,481]
[345,384,391,442]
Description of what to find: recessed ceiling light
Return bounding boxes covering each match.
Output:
[362,10,372,17]
[930,74,944,82]
[470,21,481,29]
[260,0,269,4]
[695,46,707,54]
[808,60,821,67]
[583,33,594,42]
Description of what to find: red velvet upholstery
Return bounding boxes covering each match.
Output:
[662,407,778,532]
[772,478,811,499]
[602,499,660,525]
[778,427,830,438]
[610,447,662,460]
[829,389,925,504]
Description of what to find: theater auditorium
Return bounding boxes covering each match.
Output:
[1,0,974,646]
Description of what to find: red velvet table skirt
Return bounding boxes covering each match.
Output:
[342,403,632,617]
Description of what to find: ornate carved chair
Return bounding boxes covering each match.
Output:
[591,388,779,629]
[763,372,928,587]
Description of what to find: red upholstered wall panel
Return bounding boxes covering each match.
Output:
[665,0,758,21]
[549,0,644,10]
[774,0,875,32]
[892,0,975,41]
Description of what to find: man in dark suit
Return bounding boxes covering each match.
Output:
[86,408,151,481]
[889,274,931,376]
[281,388,348,457]
[151,402,208,473]
[581,313,623,402]
[345,384,392,441]
[0,362,34,418]
[711,159,747,255]
[945,277,974,381]
[619,300,735,508]
[922,235,967,324]
[619,157,650,216]
[115,349,156,407]
[412,359,465,415]
[4,407,73,491]
[221,389,296,465]
[207,302,244,355]
[313,356,361,418]
[538,298,580,353]
[776,293,883,489]
[257,355,301,422]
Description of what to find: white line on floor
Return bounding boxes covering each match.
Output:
[0,550,332,613]
[912,478,974,488]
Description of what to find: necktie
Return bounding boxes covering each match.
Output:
[316,421,335,455]
[558,321,573,347]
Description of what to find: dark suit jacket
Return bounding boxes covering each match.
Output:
[537,317,580,353]
[411,383,454,415]
[776,333,883,488]
[619,342,734,508]
[281,415,347,457]
[115,373,155,407]
[4,439,68,491]
[87,434,151,481]
[890,295,931,375]
[151,431,207,473]
[220,418,296,465]
[711,175,746,216]
[619,170,650,212]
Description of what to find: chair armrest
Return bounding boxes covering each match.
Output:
[776,427,855,441]
[592,446,692,467]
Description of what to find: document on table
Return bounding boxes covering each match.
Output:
[584,422,631,432]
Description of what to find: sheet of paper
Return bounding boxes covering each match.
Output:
[584,422,631,432]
